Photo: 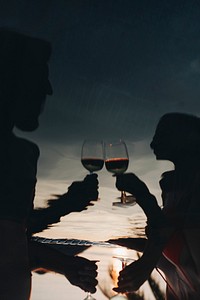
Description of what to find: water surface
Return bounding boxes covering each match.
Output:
[31,180,164,299]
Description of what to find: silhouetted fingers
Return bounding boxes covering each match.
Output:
[84,173,99,187]
[115,173,150,198]
[82,174,99,201]
[113,275,142,293]
[81,281,97,294]
[78,269,98,278]
[81,263,98,271]
[80,276,98,285]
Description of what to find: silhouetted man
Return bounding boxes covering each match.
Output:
[0,29,98,299]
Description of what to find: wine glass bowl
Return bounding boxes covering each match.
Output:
[105,141,129,176]
[81,140,104,174]
[105,141,135,206]
[105,157,129,175]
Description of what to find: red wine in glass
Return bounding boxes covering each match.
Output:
[105,141,136,206]
[81,140,104,174]
[105,158,129,174]
[81,158,104,173]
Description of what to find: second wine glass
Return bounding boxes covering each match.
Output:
[105,140,136,207]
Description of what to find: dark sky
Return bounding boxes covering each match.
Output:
[1,0,200,178]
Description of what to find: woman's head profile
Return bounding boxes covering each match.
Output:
[150,112,200,163]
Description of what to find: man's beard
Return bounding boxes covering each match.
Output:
[15,117,39,132]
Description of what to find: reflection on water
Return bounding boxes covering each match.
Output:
[36,187,147,242]
[32,183,164,300]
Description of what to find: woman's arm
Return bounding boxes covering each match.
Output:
[113,173,173,293]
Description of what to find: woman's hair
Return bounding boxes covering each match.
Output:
[160,112,200,135]
[158,112,200,158]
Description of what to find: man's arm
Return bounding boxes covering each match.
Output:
[28,240,98,294]
[27,174,99,235]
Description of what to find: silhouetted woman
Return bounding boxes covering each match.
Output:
[113,113,200,299]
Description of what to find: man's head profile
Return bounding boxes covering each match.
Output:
[0,28,53,132]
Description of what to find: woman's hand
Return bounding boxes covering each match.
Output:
[113,257,154,293]
[115,173,162,223]
[64,256,98,293]
[115,173,150,202]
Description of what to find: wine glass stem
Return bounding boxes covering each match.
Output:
[86,292,95,300]
[121,191,126,204]
[122,258,127,269]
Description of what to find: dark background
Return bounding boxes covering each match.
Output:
[1,0,200,179]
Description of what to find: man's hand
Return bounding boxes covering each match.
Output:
[64,256,98,293]
[28,174,99,235]
[67,173,99,209]
[29,241,98,293]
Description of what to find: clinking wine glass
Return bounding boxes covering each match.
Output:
[81,140,103,300]
[81,140,104,174]
[105,140,136,207]
[81,140,104,204]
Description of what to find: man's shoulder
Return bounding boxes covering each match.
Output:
[10,135,40,161]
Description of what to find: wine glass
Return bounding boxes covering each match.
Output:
[110,256,135,300]
[104,140,136,207]
[81,140,104,174]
